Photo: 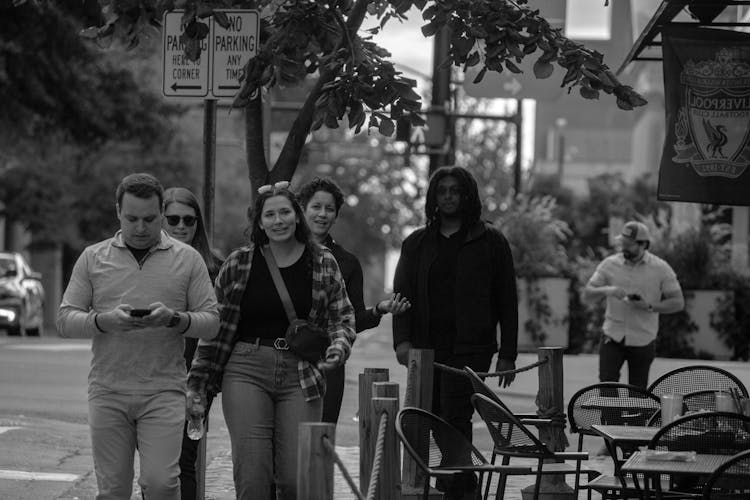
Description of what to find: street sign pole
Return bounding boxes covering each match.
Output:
[161,10,259,500]
[203,99,217,242]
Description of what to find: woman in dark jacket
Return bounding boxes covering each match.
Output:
[298,177,410,423]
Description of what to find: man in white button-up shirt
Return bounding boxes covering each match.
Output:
[583,221,684,388]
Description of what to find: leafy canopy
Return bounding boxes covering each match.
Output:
[75,0,645,142]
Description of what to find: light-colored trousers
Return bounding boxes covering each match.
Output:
[222,342,322,500]
[89,390,185,500]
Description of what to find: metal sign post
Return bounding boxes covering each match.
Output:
[162,10,259,499]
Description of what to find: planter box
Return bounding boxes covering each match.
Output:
[685,289,734,360]
[512,277,570,352]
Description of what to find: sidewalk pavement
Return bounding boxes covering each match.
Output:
[191,316,750,499]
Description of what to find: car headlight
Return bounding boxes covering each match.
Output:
[0,308,17,322]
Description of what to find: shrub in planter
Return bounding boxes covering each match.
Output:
[497,195,572,347]
[651,227,748,360]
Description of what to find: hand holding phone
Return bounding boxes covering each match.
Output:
[130,308,152,317]
[627,294,642,301]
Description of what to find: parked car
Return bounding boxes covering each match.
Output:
[0,252,44,336]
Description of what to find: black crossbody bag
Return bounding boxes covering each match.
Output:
[261,245,329,363]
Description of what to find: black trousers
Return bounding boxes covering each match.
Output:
[321,364,345,424]
[599,336,656,389]
[432,351,494,498]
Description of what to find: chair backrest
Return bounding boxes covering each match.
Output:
[394,406,488,472]
[464,366,515,414]
[649,411,750,455]
[648,365,748,398]
[702,449,750,499]
[567,382,661,435]
[471,393,553,459]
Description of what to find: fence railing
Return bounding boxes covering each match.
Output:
[295,346,569,500]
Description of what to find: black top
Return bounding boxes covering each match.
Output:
[126,244,150,265]
[236,246,313,341]
[324,235,381,334]
[428,228,466,351]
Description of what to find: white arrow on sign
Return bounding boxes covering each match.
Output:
[502,78,522,96]
[162,12,210,97]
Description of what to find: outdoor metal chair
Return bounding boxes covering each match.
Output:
[394,406,530,500]
[647,365,748,399]
[701,448,750,499]
[647,411,750,498]
[464,366,540,421]
[471,393,594,500]
[567,382,661,498]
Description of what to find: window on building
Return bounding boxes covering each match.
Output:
[565,0,611,40]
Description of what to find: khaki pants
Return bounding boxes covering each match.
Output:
[89,390,185,500]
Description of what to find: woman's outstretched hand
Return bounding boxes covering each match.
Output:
[377,293,412,316]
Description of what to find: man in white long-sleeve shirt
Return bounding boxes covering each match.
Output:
[57,173,219,500]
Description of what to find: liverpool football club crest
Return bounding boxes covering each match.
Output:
[672,48,750,178]
[659,26,750,205]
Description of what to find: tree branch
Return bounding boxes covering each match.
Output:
[244,94,268,190]
[271,0,371,181]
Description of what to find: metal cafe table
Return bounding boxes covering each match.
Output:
[621,451,732,500]
[590,425,660,491]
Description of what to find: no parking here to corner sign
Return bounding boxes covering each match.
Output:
[162,10,259,99]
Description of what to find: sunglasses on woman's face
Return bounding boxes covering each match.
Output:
[165,215,198,227]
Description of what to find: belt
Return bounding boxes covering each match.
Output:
[244,337,290,350]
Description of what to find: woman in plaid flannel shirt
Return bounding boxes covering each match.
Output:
[187,182,355,500]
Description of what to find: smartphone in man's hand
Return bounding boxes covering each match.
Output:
[130,308,151,317]
[627,294,642,301]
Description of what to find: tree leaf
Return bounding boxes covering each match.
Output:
[421,20,439,37]
[213,11,230,30]
[533,59,554,79]
[505,60,521,73]
[473,66,487,84]
[378,117,395,136]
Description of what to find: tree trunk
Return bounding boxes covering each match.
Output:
[250,0,372,185]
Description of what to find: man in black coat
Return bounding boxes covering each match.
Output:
[392,165,519,499]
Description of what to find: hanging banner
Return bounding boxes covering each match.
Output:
[659,26,750,206]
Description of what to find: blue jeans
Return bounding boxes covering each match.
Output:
[89,390,184,500]
[222,342,322,500]
[598,336,656,389]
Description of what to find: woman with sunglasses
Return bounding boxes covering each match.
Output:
[298,177,411,424]
[162,187,223,500]
[187,181,355,500]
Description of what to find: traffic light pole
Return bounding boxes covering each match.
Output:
[429,26,452,176]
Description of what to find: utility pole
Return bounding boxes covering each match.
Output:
[429,26,452,176]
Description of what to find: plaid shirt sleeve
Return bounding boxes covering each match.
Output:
[299,247,356,401]
[188,246,253,397]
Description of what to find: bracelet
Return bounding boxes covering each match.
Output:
[94,313,106,333]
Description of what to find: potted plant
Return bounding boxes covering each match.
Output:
[497,195,572,350]
[651,227,744,360]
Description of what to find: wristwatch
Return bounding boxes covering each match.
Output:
[167,311,181,328]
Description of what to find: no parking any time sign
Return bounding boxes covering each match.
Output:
[162,10,259,99]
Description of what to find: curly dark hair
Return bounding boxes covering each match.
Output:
[247,185,317,256]
[297,177,345,214]
[424,166,482,227]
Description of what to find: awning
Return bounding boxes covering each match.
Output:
[618,0,750,74]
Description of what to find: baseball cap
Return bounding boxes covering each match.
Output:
[619,221,650,242]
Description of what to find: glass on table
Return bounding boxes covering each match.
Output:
[661,393,683,423]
